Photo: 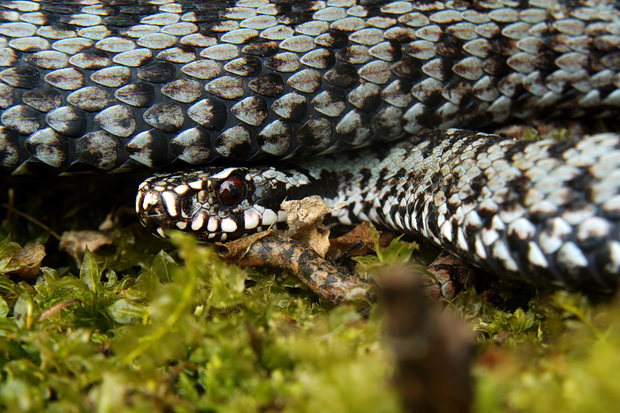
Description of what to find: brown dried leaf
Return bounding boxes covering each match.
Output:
[98,210,118,232]
[60,230,113,263]
[425,251,477,300]
[282,196,332,257]
[216,196,378,302]
[327,222,395,260]
[7,242,45,279]
[98,205,136,232]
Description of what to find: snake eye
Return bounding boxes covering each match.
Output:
[217,176,247,206]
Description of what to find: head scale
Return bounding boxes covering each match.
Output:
[136,166,307,241]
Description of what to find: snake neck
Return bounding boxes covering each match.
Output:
[300,130,620,290]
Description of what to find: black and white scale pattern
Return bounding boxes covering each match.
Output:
[138,130,620,290]
[0,0,618,174]
[303,130,620,289]
[137,165,309,241]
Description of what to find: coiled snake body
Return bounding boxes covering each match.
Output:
[1,1,619,290]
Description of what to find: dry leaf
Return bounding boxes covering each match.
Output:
[282,196,332,257]
[216,196,377,302]
[60,230,113,263]
[425,251,477,300]
[7,242,45,279]
[327,222,395,260]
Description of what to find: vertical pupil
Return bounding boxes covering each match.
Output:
[218,176,246,206]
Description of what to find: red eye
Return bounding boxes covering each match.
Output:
[217,176,247,206]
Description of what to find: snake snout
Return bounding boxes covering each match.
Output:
[136,188,177,237]
[136,178,240,241]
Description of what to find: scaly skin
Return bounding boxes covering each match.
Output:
[0,1,618,173]
[137,130,620,291]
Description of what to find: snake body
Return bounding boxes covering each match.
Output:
[1,1,620,289]
[138,130,620,290]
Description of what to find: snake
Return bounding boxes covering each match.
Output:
[0,1,619,291]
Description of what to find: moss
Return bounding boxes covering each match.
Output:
[1,166,620,412]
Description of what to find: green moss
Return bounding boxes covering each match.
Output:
[474,292,620,413]
[0,231,401,411]
[1,172,620,412]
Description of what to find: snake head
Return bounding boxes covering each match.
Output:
[136,166,310,241]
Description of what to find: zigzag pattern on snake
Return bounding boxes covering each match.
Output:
[0,1,619,290]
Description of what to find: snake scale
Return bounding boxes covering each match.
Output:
[1,0,619,291]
